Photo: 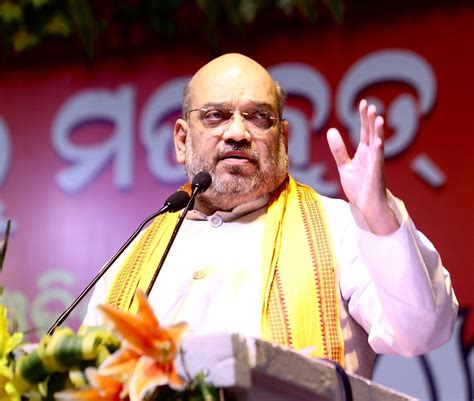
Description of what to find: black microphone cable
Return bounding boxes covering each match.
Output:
[324,359,353,401]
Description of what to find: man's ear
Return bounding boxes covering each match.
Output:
[281,119,289,151]
[173,118,188,165]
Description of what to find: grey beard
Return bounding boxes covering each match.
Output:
[184,136,288,211]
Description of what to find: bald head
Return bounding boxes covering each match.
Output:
[182,53,286,117]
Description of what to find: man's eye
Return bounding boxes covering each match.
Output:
[203,110,226,121]
[247,110,276,130]
[251,110,271,120]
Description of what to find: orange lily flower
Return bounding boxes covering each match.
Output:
[54,368,125,401]
[97,290,188,401]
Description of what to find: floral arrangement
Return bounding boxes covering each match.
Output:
[0,221,219,401]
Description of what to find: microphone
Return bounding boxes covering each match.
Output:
[191,171,212,195]
[187,171,212,210]
[145,171,212,296]
[161,191,192,213]
[47,190,191,335]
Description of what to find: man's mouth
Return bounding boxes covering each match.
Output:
[218,151,255,162]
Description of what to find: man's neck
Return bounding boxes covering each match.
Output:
[190,175,289,217]
[190,194,270,222]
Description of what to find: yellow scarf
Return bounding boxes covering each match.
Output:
[106,177,344,365]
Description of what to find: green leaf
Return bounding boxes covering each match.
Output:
[277,0,294,14]
[39,371,69,400]
[29,0,51,9]
[296,0,317,23]
[67,0,96,59]
[238,0,261,24]
[195,0,220,53]
[68,369,87,388]
[324,0,344,23]
[0,2,23,23]
[221,0,241,28]
[13,28,39,51]
[16,348,52,384]
[195,0,210,12]
[142,0,182,37]
[43,13,71,37]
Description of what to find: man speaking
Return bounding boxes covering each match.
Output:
[83,53,457,378]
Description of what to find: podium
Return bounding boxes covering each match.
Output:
[178,333,416,401]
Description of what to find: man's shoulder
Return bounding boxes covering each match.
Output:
[287,178,354,228]
[289,189,355,246]
[316,192,347,206]
[314,193,354,236]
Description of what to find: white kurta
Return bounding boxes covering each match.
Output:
[83,192,458,376]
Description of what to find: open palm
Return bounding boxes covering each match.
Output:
[327,100,398,235]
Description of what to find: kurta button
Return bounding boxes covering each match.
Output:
[209,215,223,227]
[193,270,206,280]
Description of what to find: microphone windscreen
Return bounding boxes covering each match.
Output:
[165,191,191,212]
[191,171,212,193]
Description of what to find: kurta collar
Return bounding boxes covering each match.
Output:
[187,194,269,222]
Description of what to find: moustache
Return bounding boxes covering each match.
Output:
[213,142,259,164]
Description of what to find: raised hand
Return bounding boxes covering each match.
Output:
[327,99,399,235]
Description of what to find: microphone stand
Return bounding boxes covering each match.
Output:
[47,192,190,335]
[145,187,199,296]
[145,171,212,296]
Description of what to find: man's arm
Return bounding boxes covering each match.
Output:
[327,100,458,355]
[334,194,458,356]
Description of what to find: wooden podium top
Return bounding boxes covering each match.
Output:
[177,333,416,401]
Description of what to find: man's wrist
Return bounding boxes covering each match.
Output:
[351,195,401,235]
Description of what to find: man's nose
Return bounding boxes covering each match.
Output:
[222,111,251,142]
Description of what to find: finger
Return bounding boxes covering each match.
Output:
[374,115,385,141]
[367,104,377,144]
[373,115,385,164]
[327,128,350,168]
[359,99,369,144]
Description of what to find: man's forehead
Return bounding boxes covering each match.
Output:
[189,54,278,108]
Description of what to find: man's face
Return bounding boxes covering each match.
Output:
[174,56,289,212]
